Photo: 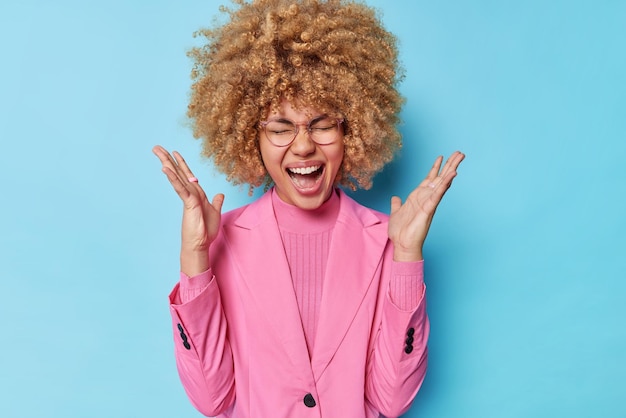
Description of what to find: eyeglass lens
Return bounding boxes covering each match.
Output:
[264,118,341,146]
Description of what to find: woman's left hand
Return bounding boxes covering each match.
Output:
[388,151,465,262]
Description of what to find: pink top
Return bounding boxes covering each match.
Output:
[272,189,338,355]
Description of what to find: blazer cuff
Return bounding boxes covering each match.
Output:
[170,268,214,305]
[388,260,424,311]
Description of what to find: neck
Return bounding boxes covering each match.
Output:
[271,188,340,233]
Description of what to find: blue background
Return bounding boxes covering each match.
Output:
[1,1,624,417]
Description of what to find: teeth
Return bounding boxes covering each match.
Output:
[288,165,321,175]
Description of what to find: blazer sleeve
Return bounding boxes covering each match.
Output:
[364,259,430,418]
[169,273,236,417]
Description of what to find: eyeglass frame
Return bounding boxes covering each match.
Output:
[258,116,345,147]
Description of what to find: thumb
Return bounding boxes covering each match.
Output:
[390,196,402,214]
[212,193,225,213]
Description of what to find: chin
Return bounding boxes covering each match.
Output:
[277,182,334,211]
[290,191,331,210]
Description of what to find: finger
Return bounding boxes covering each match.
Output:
[439,151,465,178]
[412,158,441,195]
[425,155,443,181]
[440,170,458,191]
[172,151,197,183]
[437,153,457,178]
[171,152,211,203]
[416,155,462,213]
[172,152,208,196]
[452,151,466,170]
[430,171,458,204]
[153,145,187,183]
[161,166,193,201]
[153,145,177,167]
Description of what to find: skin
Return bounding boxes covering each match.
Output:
[259,99,345,211]
[153,101,465,276]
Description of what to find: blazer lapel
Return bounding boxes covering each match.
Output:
[311,191,389,382]
[222,192,313,374]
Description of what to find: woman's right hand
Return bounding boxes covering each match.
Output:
[153,145,225,276]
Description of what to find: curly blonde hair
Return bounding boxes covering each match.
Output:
[187,0,404,190]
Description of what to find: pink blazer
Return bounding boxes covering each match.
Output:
[169,190,429,417]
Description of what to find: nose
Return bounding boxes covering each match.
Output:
[289,128,316,156]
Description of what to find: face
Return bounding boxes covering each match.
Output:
[259,99,344,210]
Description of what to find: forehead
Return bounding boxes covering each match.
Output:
[268,99,323,121]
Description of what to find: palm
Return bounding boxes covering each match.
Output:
[180,182,222,251]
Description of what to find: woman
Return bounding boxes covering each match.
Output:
[153,0,464,417]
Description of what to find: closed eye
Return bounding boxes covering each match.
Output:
[270,129,295,135]
[311,126,335,132]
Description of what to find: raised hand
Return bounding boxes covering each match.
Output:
[153,145,225,276]
[388,151,465,262]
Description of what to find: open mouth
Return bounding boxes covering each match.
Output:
[287,165,325,190]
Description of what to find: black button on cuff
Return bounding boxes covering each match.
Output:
[177,323,191,349]
[303,393,316,407]
[403,327,415,354]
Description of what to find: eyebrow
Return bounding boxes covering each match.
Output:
[272,115,329,124]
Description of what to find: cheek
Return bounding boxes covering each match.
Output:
[327,144,345,181]
[330,143,345,167]
[259,141,283,175]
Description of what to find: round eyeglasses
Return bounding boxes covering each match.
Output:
[259,116,344,147]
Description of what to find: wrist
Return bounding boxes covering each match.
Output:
[393,245,423,262]
[180,248,210,277]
